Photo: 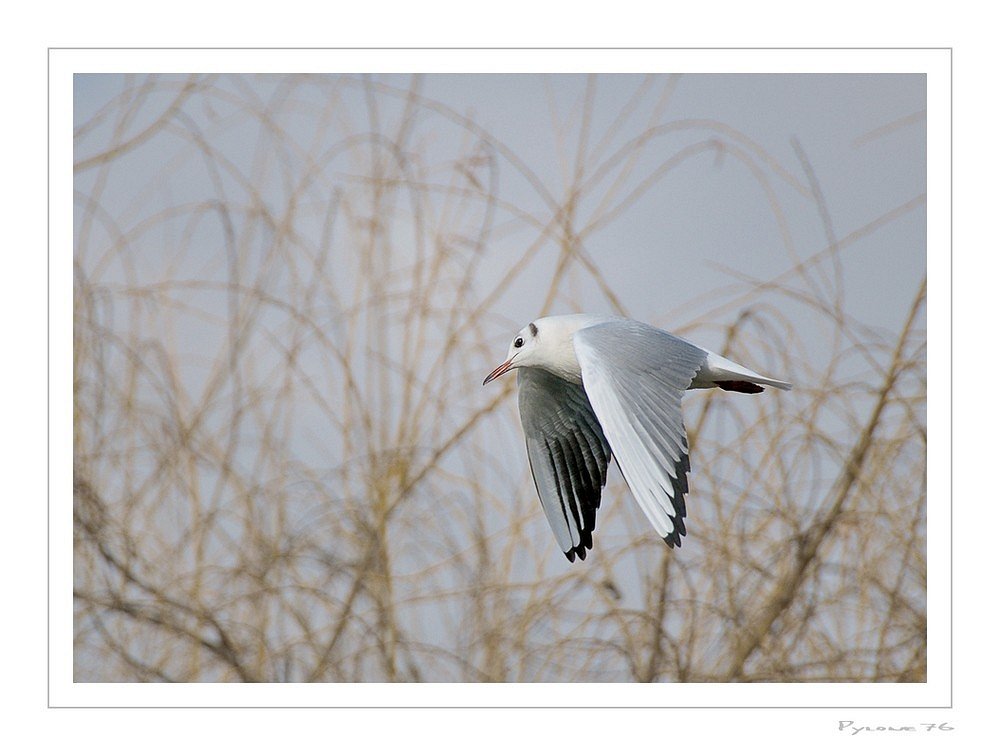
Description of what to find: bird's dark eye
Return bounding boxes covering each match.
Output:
[514,337,524,348]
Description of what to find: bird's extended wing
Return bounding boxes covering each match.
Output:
[517,367,612,562]
[573,320,707,547]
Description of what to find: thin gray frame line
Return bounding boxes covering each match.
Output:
[53,49,949,707]
[50,46,953,49]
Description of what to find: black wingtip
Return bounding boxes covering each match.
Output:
[714,380,765,394]
[660,449,691,549]
[564,543,590,562]
[663,516,686,548]
[663,530,682,548]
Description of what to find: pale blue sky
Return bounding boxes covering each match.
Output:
[75,73,925,343]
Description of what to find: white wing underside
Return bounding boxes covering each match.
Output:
[573,320,708,546]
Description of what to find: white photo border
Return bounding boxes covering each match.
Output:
[51,47,950,708]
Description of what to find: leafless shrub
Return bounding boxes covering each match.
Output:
[73,74,925,682]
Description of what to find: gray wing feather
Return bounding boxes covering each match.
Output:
[517,367,612,562]
[573,320,707,547]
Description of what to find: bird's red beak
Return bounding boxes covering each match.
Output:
[483,358,514,385]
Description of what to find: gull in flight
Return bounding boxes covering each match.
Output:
[483,314,791,562]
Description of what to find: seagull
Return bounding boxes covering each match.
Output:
[483,314,791,562]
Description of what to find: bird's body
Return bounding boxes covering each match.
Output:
[483,314,791,561]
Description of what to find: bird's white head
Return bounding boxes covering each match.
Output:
[483,314,610,385]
